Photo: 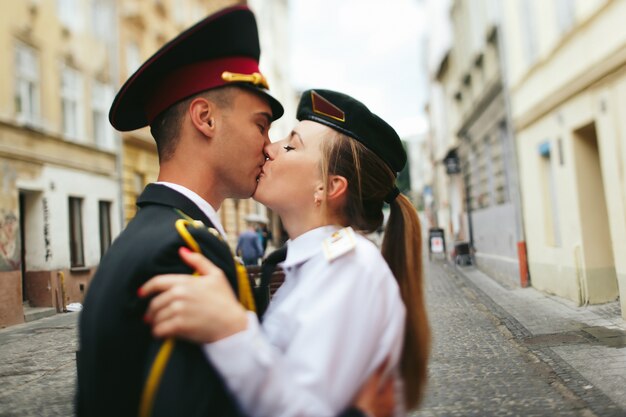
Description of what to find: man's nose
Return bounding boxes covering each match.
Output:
[264,141,278,161]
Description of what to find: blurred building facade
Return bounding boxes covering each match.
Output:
[426,0,525,286]
[425,0,466,258]
[427,0,626,319]
[405,133,432,211]
[0,0,122,326]
[0,0,293,327]
[501,0,625,318]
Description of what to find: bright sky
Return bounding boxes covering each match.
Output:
[288,0,428,138]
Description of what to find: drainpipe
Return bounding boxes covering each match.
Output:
[110,0,125,231]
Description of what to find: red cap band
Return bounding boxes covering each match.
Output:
[145,56,261,123]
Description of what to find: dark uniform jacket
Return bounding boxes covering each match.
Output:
[77,183,243,417]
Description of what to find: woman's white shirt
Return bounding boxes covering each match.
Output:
[203,225,406,417]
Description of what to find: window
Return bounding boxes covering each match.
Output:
[475,137,489,209]
[520,0,538,64]
[173,0,187,25]
[92,80,114,149]
[130,171,145,209]
[464,146,477,210]
[61,66,84,140]
[484,135,494,207]
[69,197,85,267]
[539,142,561,246]
[555,0,575,34]
[497,121,511,204]
[482,128,509,206]
[57,0,81,31]
[15,43,40,125]
[91,0,112,39]
[133,172,145,195]
[126,42,141,77]
[99,201,112,257]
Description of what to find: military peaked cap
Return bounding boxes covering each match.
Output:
[109,5,284,131]
[296,89,406,174]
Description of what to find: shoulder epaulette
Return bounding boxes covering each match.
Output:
[322,227,357,262]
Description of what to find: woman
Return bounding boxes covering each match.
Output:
[140,89,430,417]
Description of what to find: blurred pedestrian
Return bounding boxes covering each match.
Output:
[237,223,264,265]
[256,223,272,255]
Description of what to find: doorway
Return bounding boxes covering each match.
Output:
[18,190,42,305]
[572,122,618,303]
[19,192,26,302]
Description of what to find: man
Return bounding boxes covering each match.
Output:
[77,5,392,417]
[237,223,264,265]
[77,7,282,417]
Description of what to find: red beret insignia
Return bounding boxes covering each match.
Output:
[311,91,345,122]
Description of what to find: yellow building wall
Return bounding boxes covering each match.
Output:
[516,89,620,305]
[595,71,626,316]
[122,138,159,222]
[0,1,113,136]
[507,0,624,130]
[0,0,120,326]
[508,0,626,318]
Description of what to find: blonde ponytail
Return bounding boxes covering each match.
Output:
[382,194,430,409]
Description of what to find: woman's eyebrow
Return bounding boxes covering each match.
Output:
[291,130,305,146]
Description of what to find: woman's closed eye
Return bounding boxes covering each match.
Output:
[283,145,295,152]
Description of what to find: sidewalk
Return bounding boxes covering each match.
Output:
[451,263,626,415]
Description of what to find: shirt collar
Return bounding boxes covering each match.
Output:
[282,225,342,269]
[156,181,227,239]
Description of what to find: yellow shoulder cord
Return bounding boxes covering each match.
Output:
[138,214,256,417]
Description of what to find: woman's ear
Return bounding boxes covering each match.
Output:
[189,97,217,139]
[326,175,348,202]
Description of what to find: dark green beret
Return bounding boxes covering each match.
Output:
[296,89,407,174]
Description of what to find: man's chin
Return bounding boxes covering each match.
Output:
[249,181,260,198]
[251,186,266,204]
[228,184,256,200]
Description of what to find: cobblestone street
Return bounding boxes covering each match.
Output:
[0,258,624,416]
[416,262,585,416]
[0,313,78,417]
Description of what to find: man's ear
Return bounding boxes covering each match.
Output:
[189,97,217,139]
[325,175,348,202]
